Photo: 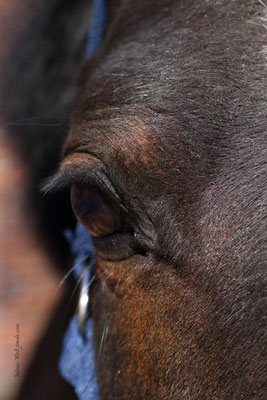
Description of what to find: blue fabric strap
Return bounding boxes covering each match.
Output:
[59,317,98,399]
[59,224,98,399]
[59,1,107,398]
[86,0,107,59]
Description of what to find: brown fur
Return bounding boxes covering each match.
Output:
[57,0,267,398]
[2,0,265,398]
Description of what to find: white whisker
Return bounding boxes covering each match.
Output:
[51,255,90,308]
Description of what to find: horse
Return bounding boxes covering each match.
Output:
[54,0,266,398]
[1,0,266,399]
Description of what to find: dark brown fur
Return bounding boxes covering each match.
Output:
[2,0,266,398]
[60,0,267,398]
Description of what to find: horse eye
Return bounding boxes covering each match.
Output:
[71,183,123,237]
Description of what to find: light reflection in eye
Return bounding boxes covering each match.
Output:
[71,183,122,237]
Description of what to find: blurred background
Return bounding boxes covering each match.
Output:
[0,134,66,399]
[0,0,93,398]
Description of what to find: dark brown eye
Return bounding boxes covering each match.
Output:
[71,183,123,237]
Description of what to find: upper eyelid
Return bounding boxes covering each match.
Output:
[41,149,142,230]
[41,164,119,202]
[41,159,140,224]
[41,163,141,231]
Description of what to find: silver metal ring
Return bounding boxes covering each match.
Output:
[77,259,93,335]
